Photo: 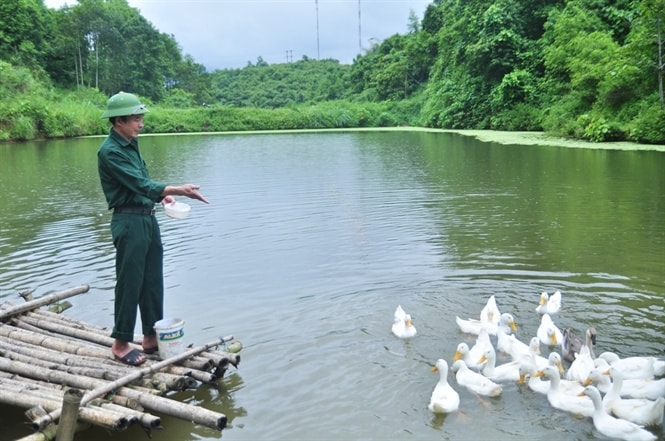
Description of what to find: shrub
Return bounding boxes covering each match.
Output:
[489,103,542,131]
[628,104,665,144]
[577,114,624,142]
[10,115,36,141]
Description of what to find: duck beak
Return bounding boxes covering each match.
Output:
[432,365,439,373]
[519,374,526,384]
[478,355,487,364]
[550,334,558,345]
[556,361,564,375]
[534,370,545,378]
[583,378,592,386]
[453,351,461,361]
[510,321,518,332]
[602,369,610,376]
[577,391,585,397]
[406,318,413,327]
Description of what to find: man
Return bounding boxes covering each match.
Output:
[97,91,209,366]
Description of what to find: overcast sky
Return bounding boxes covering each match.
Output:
[44,0,432,71]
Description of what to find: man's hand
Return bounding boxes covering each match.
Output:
[163,184,210,204]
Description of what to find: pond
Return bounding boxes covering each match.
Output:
[0,130,663,440]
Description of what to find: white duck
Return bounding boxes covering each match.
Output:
[495,313,522,355]
[519,362,549,394]
[518,337,549,370]
[566,342,595,383]
[455,295,502,335]
[536,313,563,347]
[391,305,416,339]
[428,359,460,414]
[535,290,561,314]
[451,359,502,397]
[478,347,521,382]
[581,386,657,441]
[479,295,501,326]
[547,352,566,376]
[598,352,662,380]
[454,328,492,371]
[602,367,665,427]
[520,360,583,396]
[585,365,665,400]
[536,365,594,417]
[562,326,596,363]
[453,343,476,370]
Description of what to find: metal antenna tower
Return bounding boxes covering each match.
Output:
[358,0,362,51]
[315,0,320,59]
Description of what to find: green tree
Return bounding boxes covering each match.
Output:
[421,0,550,128]
[168,54,213,105]
[210,59,351,108]
[629,0,665,108]
[0,0,52,69]
[45,0,182,100]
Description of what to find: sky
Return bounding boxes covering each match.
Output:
[44,0,433,71]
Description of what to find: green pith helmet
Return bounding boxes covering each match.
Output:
[100,92,149,118]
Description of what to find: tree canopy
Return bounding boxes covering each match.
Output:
[1,0,665,143]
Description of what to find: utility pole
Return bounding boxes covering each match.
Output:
[315,0,320,60]
[358,0,362,52]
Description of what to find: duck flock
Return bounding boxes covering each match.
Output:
[391,292,665,441]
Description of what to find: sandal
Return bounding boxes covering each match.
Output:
[114,348,146,366]
[143,346,159,355]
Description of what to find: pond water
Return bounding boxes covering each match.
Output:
[0,131,663,441]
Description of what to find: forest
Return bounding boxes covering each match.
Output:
[1,0,665,144]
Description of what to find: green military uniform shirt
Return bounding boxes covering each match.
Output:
[98,128,166,208]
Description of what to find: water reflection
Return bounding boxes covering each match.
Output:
[0,132,663,440]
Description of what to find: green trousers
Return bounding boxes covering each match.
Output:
[110,213,164,342]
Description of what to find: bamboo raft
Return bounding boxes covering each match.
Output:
[0,284,242,441]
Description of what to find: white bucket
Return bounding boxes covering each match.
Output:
[154,318,185,359]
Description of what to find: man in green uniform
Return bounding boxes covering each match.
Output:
[98,92,209,366]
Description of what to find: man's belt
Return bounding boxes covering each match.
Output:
[114,206,155,216]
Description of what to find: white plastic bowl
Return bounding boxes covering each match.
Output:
[164,201,191,219]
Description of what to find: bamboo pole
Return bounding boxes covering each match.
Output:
[0,378,66,402]
[0,356,109,395]
[30,337,229,431]
[0,324,109,358]
[1,288,237,434]
[0,339,128,379]
[0,387,130,431]
[0,346,116,381]
[30,309,110,334]
[0,323,228,386]
[25,310,149,356]
[56,388,81,441]
[16,314,114,348]
[181,356,214,371]
[117,386,226,430]
[92,400,161,429]
[0,285,89,321]
[1,377,153,429]
[0,352,180,401]
[167,364,216,383]
[0,381,141,432]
